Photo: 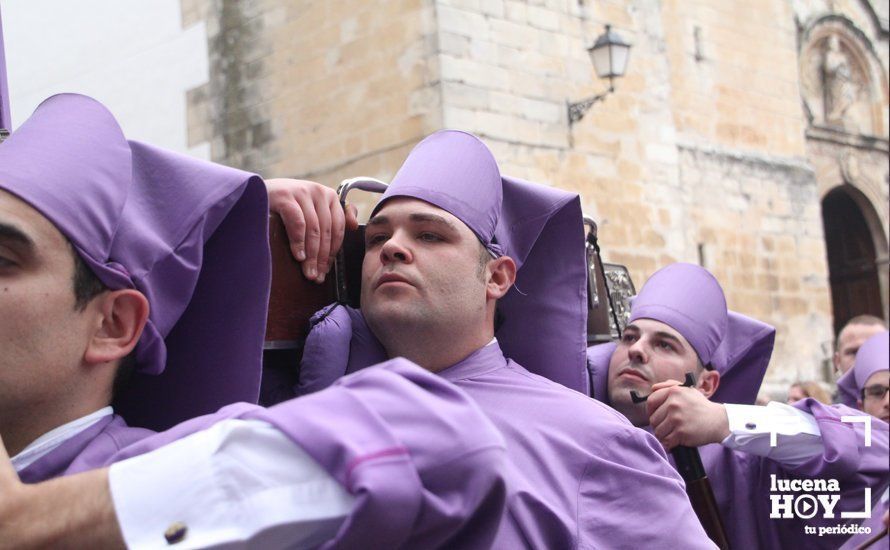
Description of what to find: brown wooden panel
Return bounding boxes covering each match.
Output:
[264,213,337,345]
[822,189,884,334]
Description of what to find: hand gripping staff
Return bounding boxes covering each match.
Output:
[631,372,731,549]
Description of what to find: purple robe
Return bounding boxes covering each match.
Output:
[436,342,713,548]
[17,416,153,484]
[296,135,712,545]
[99,359,508,549]
[838,496,888,549]
[690,399,888,549]
[302,314,713,548]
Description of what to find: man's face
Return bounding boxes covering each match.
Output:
[0,189,95,419]
[859,370,889,423]
[607,318,700,426]
[834,323,885,375]
[360,198,488,342]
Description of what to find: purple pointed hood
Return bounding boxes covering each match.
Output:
[0,6,10,131]
[0,94,270,430]
[709,311,776,404]
[836,331,889,408]
[627,263,775,404]
[372,130,589,393]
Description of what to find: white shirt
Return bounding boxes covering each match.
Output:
[11,407,113,472]
[109,418,354,549]
[722,401,824,467]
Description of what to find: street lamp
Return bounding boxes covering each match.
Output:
[567,25,632,125]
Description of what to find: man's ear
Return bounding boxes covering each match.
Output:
[83,290,150,365]
[486,256,516,300]
[856,399,864,411]
[832,351,841,374]
[697,369,720,399]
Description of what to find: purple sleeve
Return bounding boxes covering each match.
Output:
[789,399,888,483]
[788,398,889,542]
[249,358,508,549]
[105,358,507,548]
[578,423,716,549]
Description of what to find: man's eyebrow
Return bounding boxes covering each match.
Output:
[366,215,389,227]
[408,213,459,231]
[0,222,35,250]
[654,331,685,346]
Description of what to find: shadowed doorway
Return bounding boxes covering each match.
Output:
[821,186,884,335]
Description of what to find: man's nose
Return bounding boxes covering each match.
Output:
[627,339,648,364]
[380,234,412,264]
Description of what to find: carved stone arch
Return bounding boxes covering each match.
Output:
[799,15,888,137]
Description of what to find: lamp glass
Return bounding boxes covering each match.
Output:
[609,42,630,78]
[590,44,614,79]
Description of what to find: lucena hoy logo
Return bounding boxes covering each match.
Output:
[769,475,871,520]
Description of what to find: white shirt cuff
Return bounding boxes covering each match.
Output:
[721,402,823,467]
[109,419,353,549]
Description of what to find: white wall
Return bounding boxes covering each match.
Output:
[3,0,209,158]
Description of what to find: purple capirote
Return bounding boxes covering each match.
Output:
[372,129,589,393]
[836,331,889,408]
[629,262,728,366]
[0,5,11,130]
[0,94,270,430]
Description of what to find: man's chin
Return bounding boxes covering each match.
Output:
[609,376,649,395]
[364,303,426,330]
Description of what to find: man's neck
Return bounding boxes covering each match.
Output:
[380,326,494,373]
[2,400,110,457]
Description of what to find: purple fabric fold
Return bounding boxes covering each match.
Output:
[300,315,714,547]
